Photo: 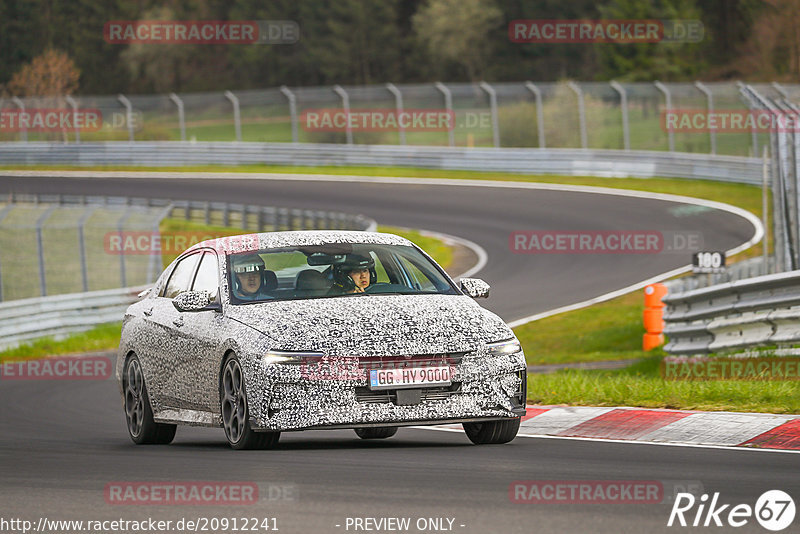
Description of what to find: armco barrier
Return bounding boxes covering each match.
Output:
[0,142,764,185]
[662,270,800,356]
[0,285,146,350]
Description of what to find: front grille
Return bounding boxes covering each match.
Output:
[357,351,468,371]
[355,383,462,404]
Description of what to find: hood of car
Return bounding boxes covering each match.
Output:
[226,294,513,356]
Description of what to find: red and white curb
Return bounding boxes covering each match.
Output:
[434,406,800,451]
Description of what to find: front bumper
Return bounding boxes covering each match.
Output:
[248,352,527,432]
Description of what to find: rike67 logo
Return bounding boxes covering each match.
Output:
[668,490,795,531]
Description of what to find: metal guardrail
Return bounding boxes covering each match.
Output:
[0,285,146,351]
[0,142,765,185]
[662,270,800,356]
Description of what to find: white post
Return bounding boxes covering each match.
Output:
[525,82,545,148]
[654,81,675,152]
[332,85,352,145]
[567,81,588,149]
[224,90,242,142]
[65,95,80,143]
[385,83,406,145]
[279,86,298,143]
[479,81,500,148]
[169,93,186,141]
[434,82,455,147]
[695,81,716,155]
[11,97,27,142]
[117,94,134,142]
[610,81,630,150]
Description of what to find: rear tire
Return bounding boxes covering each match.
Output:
[354,427,398,440]
[463,418,520,445]
[123,355,176,445]
[220,355,280,450]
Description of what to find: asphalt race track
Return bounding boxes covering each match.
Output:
[1,173,794,534]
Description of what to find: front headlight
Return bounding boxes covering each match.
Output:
[263,350,324,365]
[486,339,522,356]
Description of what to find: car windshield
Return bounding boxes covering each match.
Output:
[227,243,457,303]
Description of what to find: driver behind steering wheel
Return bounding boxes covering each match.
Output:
[330,254,375,294]
[231,253,273,301]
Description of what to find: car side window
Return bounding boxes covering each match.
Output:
[192,251,219,302]
[162,253,201,299]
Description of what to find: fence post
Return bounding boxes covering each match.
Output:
[654,81,675,152]
[36,206,57,297]
[385,83,406,145]
[77,205,97,292]
[695,81,716,155]
[610,81,630,150]
[169,93,186,141]
[332,85,353,145]
[772,82,790,100]
[148,204,173,283]
[116,208,134,288]
[479,81,500,148]
[117,94,135,142]
[567,81,588,149]
[224,90,242,142]
[0,203,17,301]
[434,82,455,147]
[11,97,27,143]
[737,81,759,157]
[65,95,81,143]
[279,86,298,143]
[524,82,546,148]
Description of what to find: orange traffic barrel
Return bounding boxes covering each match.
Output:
[643,333,664,351]
[643,283,668,351]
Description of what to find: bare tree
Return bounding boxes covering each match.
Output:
[7,49,80,97]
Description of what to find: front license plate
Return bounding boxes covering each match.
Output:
[369,366,451,390]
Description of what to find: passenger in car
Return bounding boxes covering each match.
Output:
[330,254,375,294]
[231,253,277,301]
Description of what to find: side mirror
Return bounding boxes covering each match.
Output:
[460,278,490,299]
[173,291,218,312]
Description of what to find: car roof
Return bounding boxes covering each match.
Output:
[187,230,414,255]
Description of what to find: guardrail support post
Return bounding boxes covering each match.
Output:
[77,206,97,292]
[117,94,135,142]
[332,85,353,145]
[524,82,546,148]
[169,93,186,141]
[654,81,675,152]
[11,97,27,143]
[224,91,242,142]
[279,86,298,143]
[479,82,500,148]
[385,83,406,145]
[695,81,717,155]
[65,95,80,144]
[567,82,588,149]
[36,206,57,296]
[434,82,455,147]
[610,81,630,150]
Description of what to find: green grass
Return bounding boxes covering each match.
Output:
[378,225,453,270]
[515,292,652,365]
[528,357,800,414]
[0,322,121,362]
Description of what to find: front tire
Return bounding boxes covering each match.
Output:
[463,418,520,445]
[123,355,176,445]
[220,355,280,450]
[354,427,398,440]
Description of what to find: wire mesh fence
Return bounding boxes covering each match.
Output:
[0,194,374,301]
[4,81,798,157]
